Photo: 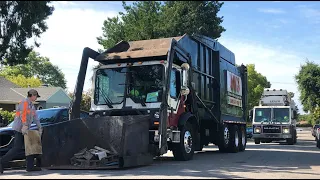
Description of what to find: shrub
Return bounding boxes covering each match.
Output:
[0,109,15,125]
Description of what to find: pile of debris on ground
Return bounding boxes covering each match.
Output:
[70,146,119,168]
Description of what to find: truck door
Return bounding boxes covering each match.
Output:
[159,38,190,154]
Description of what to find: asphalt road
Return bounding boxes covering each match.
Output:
[2,127,320,179]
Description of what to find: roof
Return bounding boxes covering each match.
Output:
[12,87,64,101]
[97,36,183,61]
[0,87,70,104]
[0,88,25,103]
[0,76,20,88]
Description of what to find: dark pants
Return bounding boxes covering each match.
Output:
[1,131,41,170]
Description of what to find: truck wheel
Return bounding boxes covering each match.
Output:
[317,138,320,148]
[254,139,260,144]
[218,124,230,153]
[293,131,297,144]
[227,125,240,153]
[239,125,246,152]
[172,122,195,161]
[266,140,272,143]
[286,137,294,145]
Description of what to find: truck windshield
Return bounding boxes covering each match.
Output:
[254,108,271,123]
[94,64,164,105]
[273,108,290,123]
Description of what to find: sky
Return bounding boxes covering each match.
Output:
[31,1,320,114]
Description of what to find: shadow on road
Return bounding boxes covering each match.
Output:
[3,136,320,178]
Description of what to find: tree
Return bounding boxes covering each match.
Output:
[161,1,225,39]
[68,91,92,112]
[0,51,67,89]
[97,16,126,50]
[80,92,91,112]
[298,113,312,122]
[4,74,42,87]
[295,60,320,113]
[288,92,294,99]
[0,1,54,66]
[295,60,320,125]
[97,1,225,50]
[247,64,271,111]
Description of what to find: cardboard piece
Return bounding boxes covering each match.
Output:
[24,130,42,156]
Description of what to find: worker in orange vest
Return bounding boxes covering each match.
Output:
[0,89,43,173]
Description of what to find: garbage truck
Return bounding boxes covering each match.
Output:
[250,89,298,145]
[40,33,248,169]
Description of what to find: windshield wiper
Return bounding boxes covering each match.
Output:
[261,119,270,124]
[98,88,113,108]
[272,118,282,124]
[127,93,146,107]
[138,96,146,107]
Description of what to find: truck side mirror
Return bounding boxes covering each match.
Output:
[249,109,253,120]
[181,63,190,96]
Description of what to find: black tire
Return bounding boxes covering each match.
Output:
[317,138,320,148]
[239,125,246,152]
[218,124,230,153]
[228,125,240,153]
[195,132,204,152]
[172,122,195,161]
[286,137,294,145]
[254,139,260,144]
[293,130,297,144]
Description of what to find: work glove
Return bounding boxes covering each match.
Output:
[39,128,43,137]
[21,125,28,135]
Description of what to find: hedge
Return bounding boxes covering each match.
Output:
[0,110,15,125]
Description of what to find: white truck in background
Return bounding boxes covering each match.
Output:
[250,89,298,145]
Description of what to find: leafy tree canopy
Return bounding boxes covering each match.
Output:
[0,1,54,66]
[247,64,271,111]
[4,74,42,88]
[0,51,67,89]
[295,60,320,113]
[97,1,225,50]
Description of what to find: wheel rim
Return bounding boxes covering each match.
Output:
[184,131,192,153]
[242,130,246,146]
[224,127,229,145]
[235,130,239,147]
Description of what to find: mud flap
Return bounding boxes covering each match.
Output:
[41,115,152,169]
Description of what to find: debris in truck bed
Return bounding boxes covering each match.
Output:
[71,146,118,168]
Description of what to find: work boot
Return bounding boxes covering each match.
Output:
[26,167,42,172]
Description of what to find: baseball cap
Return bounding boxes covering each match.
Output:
[28,89,41,98]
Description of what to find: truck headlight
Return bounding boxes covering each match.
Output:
[254,127,261,133]
[283,128,290,134]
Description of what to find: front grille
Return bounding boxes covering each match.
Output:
[263,125,281,133]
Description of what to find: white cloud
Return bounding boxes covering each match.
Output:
[258,8,286,14]
[31,2,118,93]
[218,37,305,113]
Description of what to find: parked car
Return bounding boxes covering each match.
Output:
[316,128,320,148]
[246,127,253,139]
[311,124,320,137]
[0,107,89,160]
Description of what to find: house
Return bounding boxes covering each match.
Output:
[0,77,71,111]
